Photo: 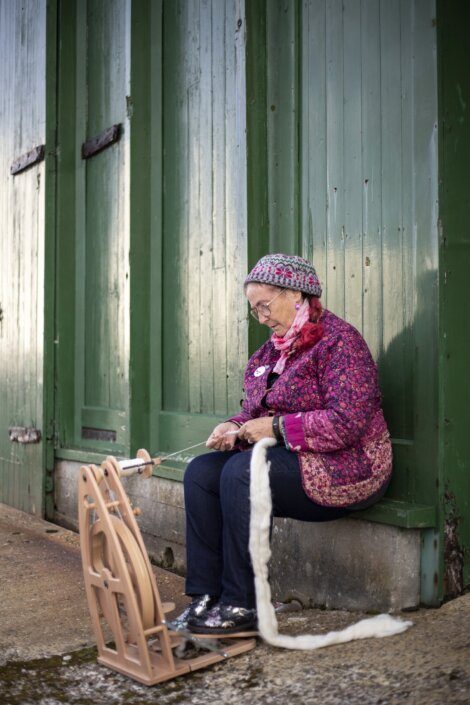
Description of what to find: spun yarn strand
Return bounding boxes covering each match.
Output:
[248,437,412,650]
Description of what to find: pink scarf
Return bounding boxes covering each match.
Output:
[271,299,310,374]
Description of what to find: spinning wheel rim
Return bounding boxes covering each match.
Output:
[90,515,155,629]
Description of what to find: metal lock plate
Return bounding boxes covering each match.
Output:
[9,427,42,444]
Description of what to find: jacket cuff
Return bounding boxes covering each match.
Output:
[226,416,244,426]
[282,413,309,451]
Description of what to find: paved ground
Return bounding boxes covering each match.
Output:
[0,503,469,705]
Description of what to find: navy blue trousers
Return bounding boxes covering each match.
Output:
[183,447,352,609]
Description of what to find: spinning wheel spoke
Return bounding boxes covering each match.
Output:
[90,516,155,630]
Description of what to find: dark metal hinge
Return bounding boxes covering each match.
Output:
[82,124,122,159]
[10,145,46,175]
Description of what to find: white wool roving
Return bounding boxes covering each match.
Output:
[248,437,412,650]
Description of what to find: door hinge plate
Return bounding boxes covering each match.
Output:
[81,124,122,159]
[11,145,46,175]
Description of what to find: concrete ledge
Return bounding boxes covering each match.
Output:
[55,460,421,612]
[269,517,420,611]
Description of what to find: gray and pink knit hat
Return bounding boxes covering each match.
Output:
[245,254,322,297]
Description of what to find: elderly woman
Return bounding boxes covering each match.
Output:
[170,254,392,635]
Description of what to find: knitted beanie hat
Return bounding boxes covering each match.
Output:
[245,253,322,297]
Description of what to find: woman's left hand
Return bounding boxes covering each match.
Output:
[237,417,275,444]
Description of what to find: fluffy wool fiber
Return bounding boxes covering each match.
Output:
[248,437,412,650]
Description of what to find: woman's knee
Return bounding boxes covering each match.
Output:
[184,454,212,489]
[183,451,229,496]
[220,452,251,497]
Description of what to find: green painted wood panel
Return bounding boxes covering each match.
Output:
[78,0,130,447]
[56,0,130,454]
[43,0,58,520]
[83,0,129,414]
[0,0,47,514]
[55,0,79,453]
[266,0,299,254]
[437,0,470,594]
[129,0,155,456]
[157,0,248,451]
[261,0,439,509]
[246,0,443,600]
[245,0,270,356]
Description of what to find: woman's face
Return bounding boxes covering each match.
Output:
[245,283,302,336]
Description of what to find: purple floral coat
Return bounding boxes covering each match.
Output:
[229,310,392,507]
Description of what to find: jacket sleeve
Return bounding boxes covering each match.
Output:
[227,403,252,426]
[282,331,379,452]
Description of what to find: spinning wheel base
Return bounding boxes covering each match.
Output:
[98,637,257,686]
[190,630,259,639]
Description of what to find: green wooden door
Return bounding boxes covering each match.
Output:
[56,0,130,456]
[246,0,441,600]
[152,0,248,456]
[0,0,48,514]
[247,0,439,508]
[297,0,439,511]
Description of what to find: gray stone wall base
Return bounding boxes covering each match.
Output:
[270,517,420,612]
[55,460,420,612]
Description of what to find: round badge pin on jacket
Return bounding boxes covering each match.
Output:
[254,365,268,377]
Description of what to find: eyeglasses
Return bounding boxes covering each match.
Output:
[249,288,285,321]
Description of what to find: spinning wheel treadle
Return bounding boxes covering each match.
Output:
[78,450,256,686]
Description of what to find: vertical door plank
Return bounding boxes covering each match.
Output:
[379,0,406,436]
[361,0,383,361]
[266,0,299,253]
[407,0,438,502]
[325,0,345,316]
[199,0,215,414]
[399,0,415,442]
[186,0,203,414]
[212,0,229,416]
[73,0,87,441]
[225,0,248,414]
[148,0,164,451]
[301,0,327,283]
[162,0,190,413]
[343,0,363,331]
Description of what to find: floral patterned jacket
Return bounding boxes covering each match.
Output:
[229,310,392,507]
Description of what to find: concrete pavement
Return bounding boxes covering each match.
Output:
[0,503,469,705]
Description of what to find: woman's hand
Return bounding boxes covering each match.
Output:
[206,422,240,451]
[237,417,275,444]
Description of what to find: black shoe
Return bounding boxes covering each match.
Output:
[188,603,257,635]
[166,594,218,632]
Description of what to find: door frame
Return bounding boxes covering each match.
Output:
[43,0,58,519]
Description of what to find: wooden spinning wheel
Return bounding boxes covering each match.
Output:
[78,449,256,685]
[90,515,155,629]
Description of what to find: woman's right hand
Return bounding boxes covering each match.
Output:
[206,422,240,451]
